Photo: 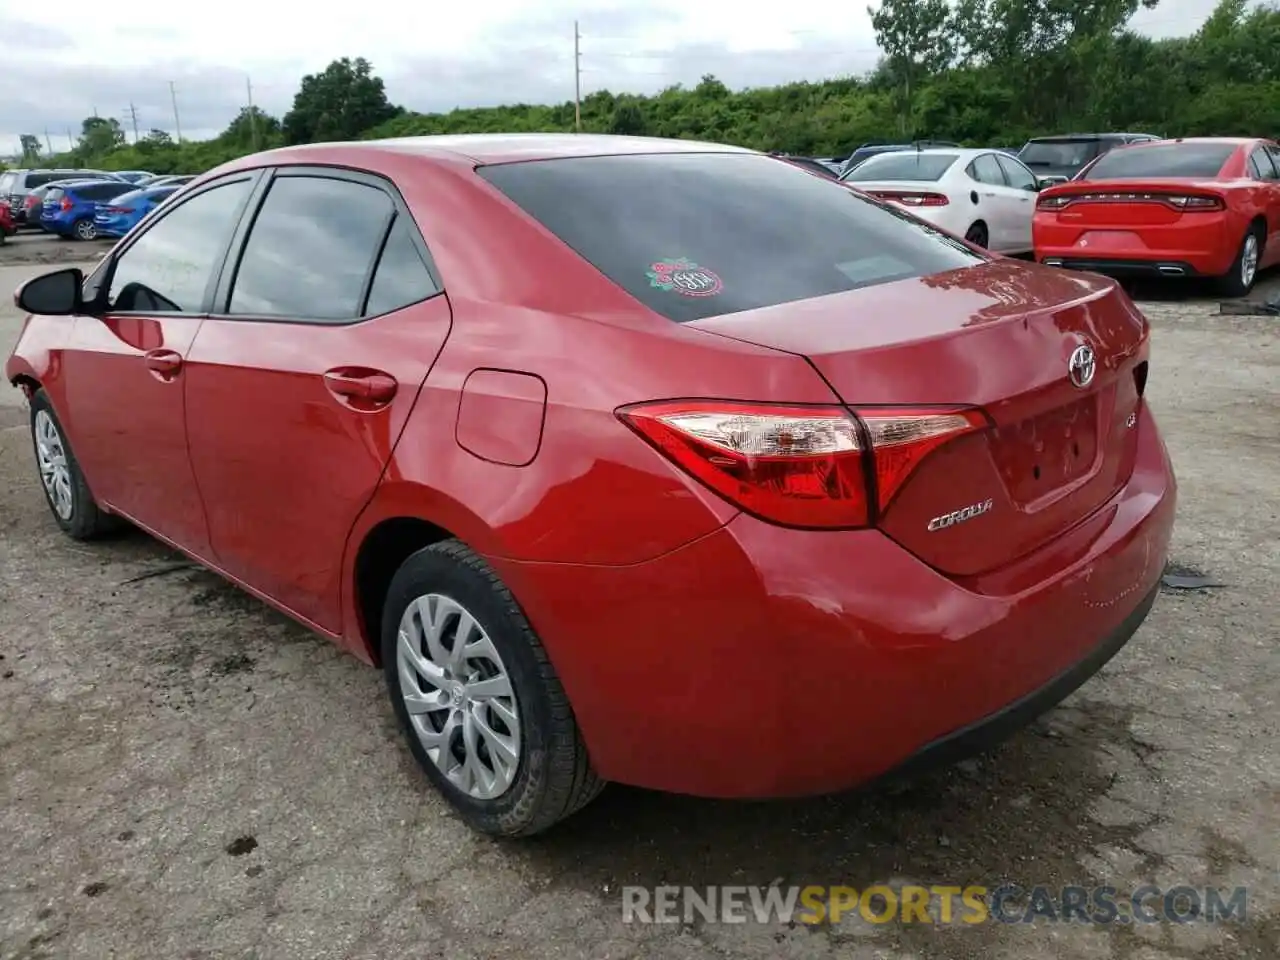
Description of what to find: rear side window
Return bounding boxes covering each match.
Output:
[77,182,133,200]
[479,152,981,323]
[967,154,1006,185]
[106,178,254,313]
[996,154,1038,191]
[28,173,66,189]
[1085,143,1237,179]
[1248,147,1278,180]
[0,173,16,194]
[843,153,957,182]
[364,216,439,316]
[227,175,394,321]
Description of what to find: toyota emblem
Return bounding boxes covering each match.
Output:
[1068,344,1096,388]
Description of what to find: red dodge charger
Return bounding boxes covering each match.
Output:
[6,135,1176,836]
[1034,136,1280,296]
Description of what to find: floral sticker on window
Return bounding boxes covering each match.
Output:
[646,257,724,298]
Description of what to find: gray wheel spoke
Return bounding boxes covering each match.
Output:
[33,410,74,520]
[395,591,522,800]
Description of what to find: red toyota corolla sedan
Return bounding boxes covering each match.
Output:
[6,135,1176,836]
[1034,137,1280,296]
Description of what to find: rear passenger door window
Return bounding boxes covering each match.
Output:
[996,154,1037,191]
[1248,147,1277,180]
[226,175,395,321]
[968,154,1006,186]
[365,216,440,316]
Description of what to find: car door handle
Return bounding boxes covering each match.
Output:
[323,369,398,404]
[144,349,183,376]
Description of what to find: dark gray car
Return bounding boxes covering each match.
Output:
[1017,133,1163,186]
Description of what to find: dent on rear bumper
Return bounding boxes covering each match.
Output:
[493,405,1176,799]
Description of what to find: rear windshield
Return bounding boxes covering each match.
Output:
[45,189,64,202]
[478,152,982,322]
[1019,140,1102,168]
[1083,143,1237,179]
[843,153,958,182]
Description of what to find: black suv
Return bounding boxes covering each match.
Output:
[1017,134,1162,185]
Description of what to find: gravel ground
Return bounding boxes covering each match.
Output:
[1,236,1278,960]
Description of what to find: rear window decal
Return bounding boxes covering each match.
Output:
[646,258,723,297]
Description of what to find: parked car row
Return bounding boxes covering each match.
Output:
[780,136,1279,296]
[0,167,196,235]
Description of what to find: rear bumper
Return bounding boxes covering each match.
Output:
[493,403,1177,798]
[1034,212,1238,278]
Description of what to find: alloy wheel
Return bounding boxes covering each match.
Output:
[75,219,97,241]
[396,593,522,800]
[34,410,74,520]
[1241,234,1259,289]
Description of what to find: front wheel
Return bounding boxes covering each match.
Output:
[382,540,604,837]
[29,391,120,540]
[1218,226,1263,298]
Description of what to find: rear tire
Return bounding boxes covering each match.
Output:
[29,390,121,540]
[381,540,604,837]
[965,222,989,249]
[73,218,97,242]
[1218,224,1263,298]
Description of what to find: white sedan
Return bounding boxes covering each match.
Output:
[839,147,1041,254]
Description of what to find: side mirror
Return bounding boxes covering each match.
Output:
[15,267,85,316]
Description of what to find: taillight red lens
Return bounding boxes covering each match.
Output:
[617,401,986,528]
[856,407,987,507]
[1037,194,1072,210]
[872,191,950,207]
[1164,194,1224,211]
[103,207,133,214]
[60,197,73,212]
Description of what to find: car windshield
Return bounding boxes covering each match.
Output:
[1083,142,1238,179]
[1019,140,1102,168]
[842,153,958,182]
[478,151,982,323]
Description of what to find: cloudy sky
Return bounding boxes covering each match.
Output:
[0,0,1233,152]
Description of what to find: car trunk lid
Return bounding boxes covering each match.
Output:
[685,258,1150,576]
[1039,177,1227,227]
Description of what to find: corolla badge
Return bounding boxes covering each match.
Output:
[1068,344,1096,388]
[927,498,994,532]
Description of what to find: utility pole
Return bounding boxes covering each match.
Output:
[574,21,582,133]
[246,76,259,151]
[44,128,53,155]
[64,128,71,151]
[126,102,140,143]
[169,81,183,143]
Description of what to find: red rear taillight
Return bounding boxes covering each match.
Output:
[103,206,133,214]
[1038,191,1224,212]
[1037,194,1072,210]
[617,401,986,529]
[60,197,73,212]
[871,191,950,207]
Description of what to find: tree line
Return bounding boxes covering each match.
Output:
[9,0,1278,177]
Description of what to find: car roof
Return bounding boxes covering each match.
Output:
[1108,137,1254,148]
[266,133,753,166]
[1026,133,1158,141]
[856,147,992,160]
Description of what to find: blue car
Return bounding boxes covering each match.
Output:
[93,185,180,238]
[41,180,139,240]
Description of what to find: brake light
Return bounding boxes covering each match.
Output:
[617,400,986,528]
[102,206,134,214]
[60,197,73,212]
[1037,191,1224,212]
[871,191,949,207]
[1164,194,1224,211]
